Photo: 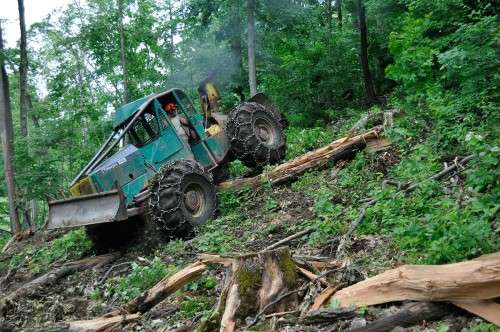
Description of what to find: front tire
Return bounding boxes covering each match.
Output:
[149,160,217,237]
[226,102,286,168]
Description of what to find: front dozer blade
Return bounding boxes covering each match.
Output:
[47,190,128,230]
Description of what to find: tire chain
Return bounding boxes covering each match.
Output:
[225,102,286,168]
[148,159,213,235]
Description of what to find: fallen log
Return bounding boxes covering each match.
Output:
[302,307,357,324]
[348,302,449,332]
[63,261,207,331]
[0,253,119,316]
[452,299,500,326]
[331,252,500,308]
[218,127,382,191]
[122,261,207,314]
[309,284,343,312]
[52,313,140,332]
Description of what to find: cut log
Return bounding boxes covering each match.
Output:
[365,137,391,154]
[122,261,206,314]
[452,300,500,326]
[0,253,119,316]
[53,313,140,332]
[331,252,500,308]
[198,253,234,267]
[309,284,342,312]
[348,302,449,332]
[218,127,382,191]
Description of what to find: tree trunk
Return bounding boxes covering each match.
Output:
[218,128,382,191]
[357,0,376,103]
[118,0,130,104]
[247,0,257,97]
[18,0,29,137]
[168,0,175,54]
[231,1,245,101]
[0,22,21,236]
[337,0,342,28]
[325,0,333,29]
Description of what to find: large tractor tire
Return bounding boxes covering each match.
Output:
[226,102,286,168]
[149,160,217,237]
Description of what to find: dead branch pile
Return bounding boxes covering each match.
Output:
[57,249,499,331]
[0,253,119,316]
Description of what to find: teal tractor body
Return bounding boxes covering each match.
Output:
[47,87,286,243]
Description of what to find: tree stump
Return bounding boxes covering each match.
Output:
[202,248,299,332]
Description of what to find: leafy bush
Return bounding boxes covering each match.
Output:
[11,229,92,274]
[106,257,174,302]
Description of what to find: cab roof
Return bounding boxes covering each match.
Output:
[112,88,181,129]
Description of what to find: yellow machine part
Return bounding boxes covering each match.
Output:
[206,123,222,136]
[69,176,94,197]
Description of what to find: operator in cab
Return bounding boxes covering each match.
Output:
[163,102,194,159]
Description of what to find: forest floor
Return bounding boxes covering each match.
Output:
[0,113,497,332]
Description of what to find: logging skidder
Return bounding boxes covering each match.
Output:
[47,81,287,246]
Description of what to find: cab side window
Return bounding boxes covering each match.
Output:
[127,108,160,147]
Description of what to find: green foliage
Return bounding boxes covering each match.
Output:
[285,127,337,159]
[228,160,249,179]
[186,275,218,292]
[217,190,241,215]
[179,295,214,319]
[105,257,173,302]
[461,322,500,332]
[437,323,450,332]
[193,214,239,253]
[161,239,187,256]
[9,229,92,274]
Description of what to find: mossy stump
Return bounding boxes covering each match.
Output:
[213,248,298,331]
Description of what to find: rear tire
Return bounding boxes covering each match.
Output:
[149,160,217,237]
[225,102,286,168]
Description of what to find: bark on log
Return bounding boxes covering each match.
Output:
[122,261,206,314]
[53,313,140,332]
[302,307,357,324]
[218,128,382,191]
[331,252,500,308]
[0,253,119,316]
[348,302,449,332]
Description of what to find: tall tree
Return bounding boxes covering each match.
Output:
[230,0,244,100]
[247,0,257,96]
[0,22,21,236]
[118,0,130,103]
[18,0,29,136]
[357,0,376,103]
[337,0,342,28]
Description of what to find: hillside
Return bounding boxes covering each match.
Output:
[0,108,498,330]
[0,0,499,331]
